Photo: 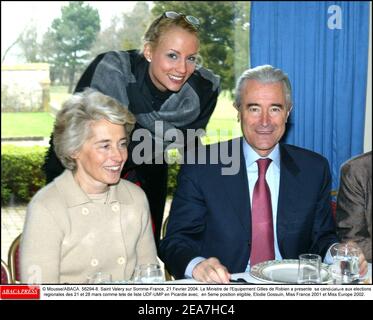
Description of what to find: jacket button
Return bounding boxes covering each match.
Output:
[90,259,99,267]
[111,204,120,212]
[82,208,89,215]
[117,257,125,265]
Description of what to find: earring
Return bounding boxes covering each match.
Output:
[146,57,151,62]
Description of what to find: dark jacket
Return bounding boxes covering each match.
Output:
[159,138,338,279]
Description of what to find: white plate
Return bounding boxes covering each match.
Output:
[250,259,332,284]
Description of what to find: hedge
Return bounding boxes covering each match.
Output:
[1,145,47,205]
[1,145,180,206]
[167,160,180,198]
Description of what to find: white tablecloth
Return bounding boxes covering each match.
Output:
[169,263,372,284]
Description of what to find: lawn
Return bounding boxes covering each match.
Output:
[50,85,70,109]
[1,87,242,142]
[203,90,242,144]
[203,118,242,145]
[1,85,69,138]
[1,112,55,138]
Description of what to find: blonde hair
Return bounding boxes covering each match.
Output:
[53,88,136,171]
[143,13,199,49]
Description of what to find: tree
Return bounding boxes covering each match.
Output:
[120,2,154,50]
[233,2,250,82]
[89,2,153,59]
[152,1,243,93]
[19,21,41,62]
[89,15,122,58]
[41,1,100,91]
[1,25,27,64]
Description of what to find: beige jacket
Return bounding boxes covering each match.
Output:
[20,170,158,284]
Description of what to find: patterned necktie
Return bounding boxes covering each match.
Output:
[250,158,275,266]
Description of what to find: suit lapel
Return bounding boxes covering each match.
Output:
[221,138,251,235]
[277,145,303,249]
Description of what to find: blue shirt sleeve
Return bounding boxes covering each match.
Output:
[184,257,206,278]
[324,243,339,264]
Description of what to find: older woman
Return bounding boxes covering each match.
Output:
[20,89,158,284]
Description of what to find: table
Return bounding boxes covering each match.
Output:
[169,263,372,284]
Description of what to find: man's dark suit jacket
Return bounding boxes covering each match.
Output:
[159,138,338,279]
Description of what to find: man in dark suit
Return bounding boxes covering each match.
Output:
[159,65,368,283]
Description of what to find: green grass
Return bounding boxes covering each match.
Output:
[203,118,242,145]
[1,87,241,142]
[50,85,69,94]
[50,85,70,108]
[202,91,242,144]
[1,85,68,138]
[1,112,55,138]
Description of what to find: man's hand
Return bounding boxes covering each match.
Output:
[345,241,368,277]
[358,251,368,277]
[192,257,231,283]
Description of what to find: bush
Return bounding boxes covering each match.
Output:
[167,162,180,198]
[1,145,47,205]
[1,145,181,205]
[166,149,181,198]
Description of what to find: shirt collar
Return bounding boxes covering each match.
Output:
[54,170,127,207]
[242,138,281,169]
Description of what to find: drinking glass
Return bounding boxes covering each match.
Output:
[132,264,164,283]
[87,272,112,284]
[297,254,322,284]
[330,243,360,284]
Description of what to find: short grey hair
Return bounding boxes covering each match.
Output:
[53,88,136,171]
[234,65,292,110]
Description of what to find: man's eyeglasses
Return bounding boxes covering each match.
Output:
[163,11,200,29]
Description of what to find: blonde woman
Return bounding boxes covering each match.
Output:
[43,12,221,247]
